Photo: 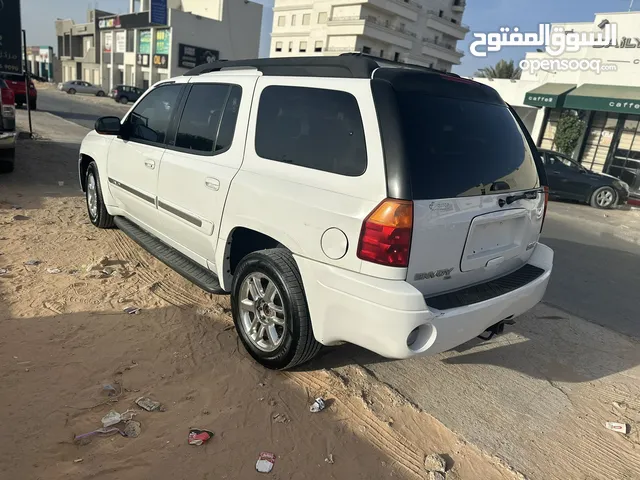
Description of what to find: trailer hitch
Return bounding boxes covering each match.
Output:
[478,318,515,341]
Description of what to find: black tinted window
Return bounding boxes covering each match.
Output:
[216,85,242,152]
[128,84,182,144]
[396,93,539,199]
[255,86,367,176]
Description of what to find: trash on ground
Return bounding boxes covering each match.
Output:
[188,428,214,446]
[46,268,62,274]
[101,267,115,276]
[12,215,30,221]
[74,427,125,443]
[272,412,290,424]
[325,453,334,464]
[102,384,118,397]
[24,260,41,266]
[310,397,326,413]
[424,453,447,473]
[0,268,8,275]
[124,420,141,438]
[605,421,629,434]
[124,306,141,315]
[11,205,22,210]
[427,472,446,480]
[256,452,276,473]
[135,396,161,411]
[73,458,83,463]
[101,409,136,428]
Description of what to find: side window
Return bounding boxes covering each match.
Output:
[128,84,182,145]
[215,85,242,153]
[255,85,367,176]
[174,83,231,154]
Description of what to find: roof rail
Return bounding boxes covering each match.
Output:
[339,52,460,77]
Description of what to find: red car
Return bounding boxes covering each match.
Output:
[0,73,37,110]
[0,78,17,173]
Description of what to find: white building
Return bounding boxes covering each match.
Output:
[473,11,640,201]
[98,0,262,90]
[269,0,469,72]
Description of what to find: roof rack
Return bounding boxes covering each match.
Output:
[183,53,460,79]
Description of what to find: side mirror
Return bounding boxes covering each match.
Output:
[95,116,122,135]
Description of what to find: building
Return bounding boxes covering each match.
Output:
[269,0,468,72]
[473,11,640,201]
[98,0,263,91]
[55,9,114,85]
[25,46,61,82]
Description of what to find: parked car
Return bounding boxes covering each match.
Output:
[0,79,17,173]
[78,55,554,370]
[538,149,629,209]
[58,80,106,97]
[109,85,145,105]
[0,73,37,110]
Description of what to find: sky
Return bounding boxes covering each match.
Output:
[19,0,639,76]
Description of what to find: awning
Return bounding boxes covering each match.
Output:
[523,83,576,108]
[563,84,640,114]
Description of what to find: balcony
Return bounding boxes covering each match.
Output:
[361,0,421,22]
[452,0,466,13]
[425,10,469,40]
[422,37,464,65]
[328,15,416,49]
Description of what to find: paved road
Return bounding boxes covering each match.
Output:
[35,87,128,129]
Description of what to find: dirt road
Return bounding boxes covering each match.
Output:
[0,112,521,479]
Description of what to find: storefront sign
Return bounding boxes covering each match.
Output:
[155,30,170,55]
[526,95,555,105]
[594,37,640,49]
[98,16,121,29]
[139,31,151,55]
[566,97,640,114]
[150,0,168,26]
[178,44,219,69]
[153,54,169,67]
[137,54,150,67]
[99,12,151,30]
[116,31,126,53]
[104,32,113,54]
[0,0,23,74]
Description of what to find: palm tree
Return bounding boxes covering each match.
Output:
[475,59,522,80]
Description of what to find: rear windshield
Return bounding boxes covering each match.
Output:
[396,92,539,200]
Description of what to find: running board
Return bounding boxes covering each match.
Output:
[114,216,226,295]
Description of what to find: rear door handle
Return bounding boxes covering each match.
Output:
[205,178,220,191]
[144,160,155,169]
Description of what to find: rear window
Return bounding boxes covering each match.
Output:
[396,91,539,200]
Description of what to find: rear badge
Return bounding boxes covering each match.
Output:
[415,268,454,281]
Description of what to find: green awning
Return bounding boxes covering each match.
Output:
[563,84,640,114]
[523,83,576,108]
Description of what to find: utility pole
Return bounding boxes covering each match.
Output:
[22,30,33,138]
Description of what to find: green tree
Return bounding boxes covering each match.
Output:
[475,59,522,80]
[554,111,586,156]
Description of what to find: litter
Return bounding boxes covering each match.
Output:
[74,458,83,463]
[0,268,8,275]
[310,398,326,413]
[101,409,136,428]
[24,260,41,266]
[124,420,141,438]
[188,428,214,446]
[605,421,629,434]
[124,306,141,315]
[46,268,62,274]
[256,452,276,473]
[424,453,446,473]
[427,472,446,480]
[102,384,118,397]
[325,454,334,464]
[12,215,30,221]
[272,413,290,424]
[74,427,125,442]
[135,396,161,412]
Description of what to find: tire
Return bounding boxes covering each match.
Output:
[590,186,617,209]
[16,103,23,109]
[29,101,36,111]
[97,91,105,97]
[231,248,321,370]
[0,149,15,174]
[68,88,76,95]
[119,96,128,105]
[85,162,115,228]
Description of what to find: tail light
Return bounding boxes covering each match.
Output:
[357,199,413,267]
[29,83,35,89]
[540,186,549,231]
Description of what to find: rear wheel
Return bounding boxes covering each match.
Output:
[590,186,617,209]
[68,88,76,95]
[97,91,105,97]
[85,162,115,228]
[119,96,128,105]
[231,249,321,370]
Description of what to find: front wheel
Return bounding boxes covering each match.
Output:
[97,91,105,97]
[590,186,617,209]
[68,88,76,95]
[231,249,321,370]
[85,162,115,228]
[119,96,128,105]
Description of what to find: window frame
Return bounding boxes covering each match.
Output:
[275,41,283,52]
[302,13,310,25]
[314,40,323,52]
[254,84,368,177]
[163,82,243,158]
[122,83,187,149]
[277,15,285,27]
[299,41,307,52]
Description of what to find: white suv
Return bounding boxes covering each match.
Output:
[78,55,553,369]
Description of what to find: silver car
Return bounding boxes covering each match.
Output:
[58,80,106,97]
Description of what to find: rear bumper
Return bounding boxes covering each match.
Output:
[296,243,553,359]
[13,92,36,104]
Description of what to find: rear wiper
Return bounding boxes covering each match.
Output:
[498,189,540,208]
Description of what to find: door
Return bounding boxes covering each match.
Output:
[156,79,251,264]
[546,152,590,199]
[107,83,184,229]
